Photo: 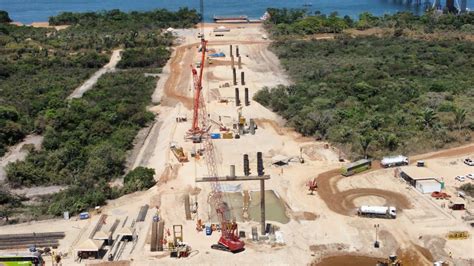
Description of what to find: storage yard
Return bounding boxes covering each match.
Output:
[1,23,474,266]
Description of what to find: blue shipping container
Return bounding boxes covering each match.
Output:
[210,133,221,139]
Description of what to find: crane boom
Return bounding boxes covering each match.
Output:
[189,0,244,253]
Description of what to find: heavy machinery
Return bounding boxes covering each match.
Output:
[190,0,244,253]
[170,142,188,162]
[380,155,409,168]
[306,178,318,195]
[357,206,397,219]
[376,254,401,266]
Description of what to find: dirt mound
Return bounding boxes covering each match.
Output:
[396,246,434,266]
[292,211,319,221]
[312,255,382,266]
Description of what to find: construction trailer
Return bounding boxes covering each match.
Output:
[380,155,408,168]
[399,166,443,193]
[415,179,442,194]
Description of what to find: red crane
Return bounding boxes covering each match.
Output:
[188,37,208,143]
[189,0,244,253]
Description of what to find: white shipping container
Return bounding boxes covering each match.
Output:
[415,179,441,194]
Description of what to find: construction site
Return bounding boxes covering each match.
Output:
[1,8,474,266]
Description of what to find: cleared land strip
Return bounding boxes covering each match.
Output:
[67,49,122,99]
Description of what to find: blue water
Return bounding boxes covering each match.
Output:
[0,0,472,24]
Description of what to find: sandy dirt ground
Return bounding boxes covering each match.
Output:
[67,49,122,99]
[1,23,474,266]
[10,21,70,31]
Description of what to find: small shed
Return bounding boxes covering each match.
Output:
[76,239,104,259]
[415,179,442,194]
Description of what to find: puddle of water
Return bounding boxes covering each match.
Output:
[248,190,290,224]
[209,190,289,224]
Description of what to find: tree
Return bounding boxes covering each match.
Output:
[358,133,373,158]
[453,108,467,130]
[418,108,438,129]
[123,167,156,193]
[0,10,12,23]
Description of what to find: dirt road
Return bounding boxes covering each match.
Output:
[67,49,122,99]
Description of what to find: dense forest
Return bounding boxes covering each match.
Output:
[0,9,200,221]
[255,9,474,158]
[266,8,474,36]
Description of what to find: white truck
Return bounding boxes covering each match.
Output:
[358,205,397,219]
[380,155,409,168]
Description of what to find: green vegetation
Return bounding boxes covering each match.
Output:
[118,47,170,69]
[265,9,474,36]
[0,10,11,23]
[460,183,474,197]
[7,71,155,186]
[0,8,199,219]
[123,167,156,193]
[256,10,474,158]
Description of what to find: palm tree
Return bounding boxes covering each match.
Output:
[418,108,438,129]
[453,108,467,130]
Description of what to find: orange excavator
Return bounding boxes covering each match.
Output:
[189,0,244,253]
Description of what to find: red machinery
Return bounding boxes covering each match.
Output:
[306,178,318,195]
[189,0,244,253]
[187,36,209,143]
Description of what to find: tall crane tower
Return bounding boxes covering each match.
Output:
[189,0,245,252]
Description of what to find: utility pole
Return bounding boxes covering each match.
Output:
[374,224,380,248]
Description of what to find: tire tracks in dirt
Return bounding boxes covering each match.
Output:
[161,40,274,110]
[316,143,474,216]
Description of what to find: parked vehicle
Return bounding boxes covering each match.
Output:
[464,158,474,166]
[449,203,465,210]
[466,173,474,180]
[357,205,397,219]
[380,155,409,168]
[341,159,372,176]
[431,191,451,199]
[455,175,466,182]
[79,212,90,220]
[416,160,425,167]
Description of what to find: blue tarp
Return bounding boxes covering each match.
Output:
[210,52,225,57]
[210,133,221,139]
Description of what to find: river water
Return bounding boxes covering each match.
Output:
[1,0,472,24]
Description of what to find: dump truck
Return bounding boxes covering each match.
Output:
[380,155,408,168]
[358,206,397,219]
[170,142,188,162]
